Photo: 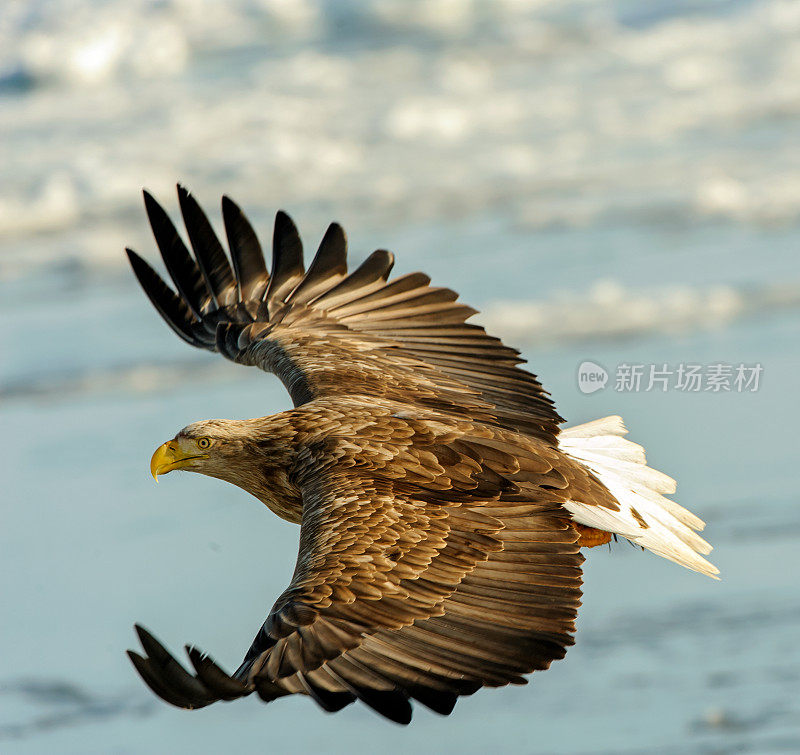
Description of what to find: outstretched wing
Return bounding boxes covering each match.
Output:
[125,187,562,443]
[128,417,584,723]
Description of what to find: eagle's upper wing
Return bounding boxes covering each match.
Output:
[128,415,584,723]
[126,187,562,443]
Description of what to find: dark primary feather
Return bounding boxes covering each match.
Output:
[286,222,348,306]
[177,185,235,306]
[142,190,207,319]
[125,248,198,345]
[265,209,305,308]
[221,195,269,302]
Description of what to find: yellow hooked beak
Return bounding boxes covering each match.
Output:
[150,440,207,480]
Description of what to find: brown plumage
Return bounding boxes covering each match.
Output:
[126,186,717,725]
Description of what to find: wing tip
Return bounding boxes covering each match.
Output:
[275,208,294,224]
[274,209,300,239]
[125,246,141,265]
[322,222,347,253]
[221,194,238,215]
[142,188,164,219]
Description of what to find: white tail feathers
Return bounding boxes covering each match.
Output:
[559,416,719,579]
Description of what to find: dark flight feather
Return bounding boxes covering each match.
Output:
[221,195,269,302]
[177,186,235,306]
[142,190,207,319]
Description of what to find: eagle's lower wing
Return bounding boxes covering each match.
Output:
[128,418,583,723]
[126,187,562,442]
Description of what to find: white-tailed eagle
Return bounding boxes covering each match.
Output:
[125,186,717,724]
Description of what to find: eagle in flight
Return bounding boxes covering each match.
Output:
[126,187,718,724]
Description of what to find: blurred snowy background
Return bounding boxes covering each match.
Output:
[1,1,799,753]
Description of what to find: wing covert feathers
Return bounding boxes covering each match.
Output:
[127,187,562,443]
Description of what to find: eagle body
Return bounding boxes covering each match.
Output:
[126,187,717,724]
[184,396,618,526]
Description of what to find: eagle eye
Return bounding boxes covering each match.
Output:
[197,437,212,450]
